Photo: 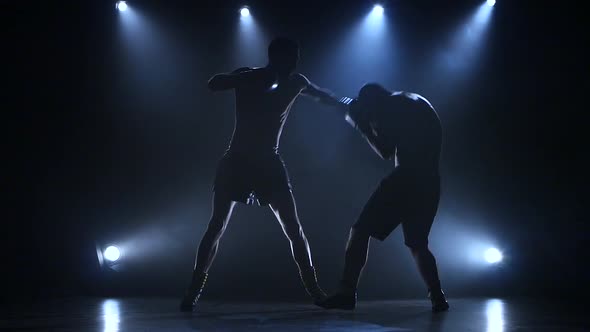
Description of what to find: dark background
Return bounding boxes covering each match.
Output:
[6,0,586,302]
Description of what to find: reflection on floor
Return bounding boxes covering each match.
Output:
[3,297,588,331]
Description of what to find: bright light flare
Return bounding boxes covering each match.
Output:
[484,247,502,264]
[486,0,496,6]
[102,299,120,332]
[240,7,250,17]
[104,246,121,262]
[116,1,128,12]
[372,4,384,16]
[486,299,504,332]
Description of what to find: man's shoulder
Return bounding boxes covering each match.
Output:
[293,73,309,82]
[390,92,432,108]
[232,66,265,74]
[231,67,251,74]
[290,73,310,88]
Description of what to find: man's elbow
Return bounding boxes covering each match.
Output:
[207,76,221,91]
[381,151,394,160]
[374,146,394,160]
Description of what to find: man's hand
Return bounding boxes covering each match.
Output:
[345,99,370,131]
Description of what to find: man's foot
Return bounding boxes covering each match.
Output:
[429,289,449,313]
[179,272,208,312]
[308,286,328,306]
[299,267,327,305]
[317,291,357,310]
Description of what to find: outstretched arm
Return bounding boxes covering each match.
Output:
[207,67,251,91]
[299,74,351,112]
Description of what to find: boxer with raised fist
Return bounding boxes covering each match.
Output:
[180,37,349,311]
[319,83,449,312]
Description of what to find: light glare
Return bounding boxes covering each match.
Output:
[486,299,504,332]
[104,246,121,262]
[484,247,502,264]
[116,1,128,12]
[240,7,250,17]
[486,0,496,6]
[102,300,120,332]
[372,4,384,16]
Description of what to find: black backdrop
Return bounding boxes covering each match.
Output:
[6,0,586,302]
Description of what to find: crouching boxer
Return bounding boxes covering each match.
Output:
[319,83,449,312]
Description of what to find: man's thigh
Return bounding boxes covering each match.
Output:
[352,174,407,241]
[213,153,253,204]
[256,155,293,206]
[401,179,440,248]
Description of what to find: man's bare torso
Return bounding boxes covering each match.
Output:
[378,92,442,172]
[229,67,307,154]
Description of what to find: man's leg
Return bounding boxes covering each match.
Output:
[409,245,442,292]
[403,207,441,292]
[180,191,236,311]
[319,175,399,310]
[317,228,370,310]
[269,191,326,303]
[341,228,371,292]
[193,191,236,275]
[402,183,449,312]
[407,243,448,312]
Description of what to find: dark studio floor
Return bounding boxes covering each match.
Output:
[2,297,588,331]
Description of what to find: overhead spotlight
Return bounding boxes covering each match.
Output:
[486,0,496,6]
[116,1,128,12]
[104,245,121,262]
[240,6,250,17]
[372,4,384,16]
[484,247,502,264]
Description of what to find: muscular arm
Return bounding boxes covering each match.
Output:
[363,129,395,160]
[207,67,251,91]
[345,108,395,160]
[298,74,351,111]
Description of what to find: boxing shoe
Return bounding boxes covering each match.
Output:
[179,272,208,312]
[300,266,327,305]
[429,289,450,313]
[317,290,357,310]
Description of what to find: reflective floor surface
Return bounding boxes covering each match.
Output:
[2,297,588,331]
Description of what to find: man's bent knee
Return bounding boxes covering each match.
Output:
[406,241,429,254]
[283,221,304,240]
[205,217,228,236]
[349,227,371,241]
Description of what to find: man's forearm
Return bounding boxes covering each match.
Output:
[207,73,239,91]
[302,83,351,112]
[208,67,253,91]
[345,111,393,160]
[362,130,393,160]
[312,88,341,106]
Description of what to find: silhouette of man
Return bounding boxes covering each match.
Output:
[180,37,348,311]
[319,83,449,312]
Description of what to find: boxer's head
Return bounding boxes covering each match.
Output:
[358,83,391,103]
[268,37,300,75]
[351,83,391,119]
